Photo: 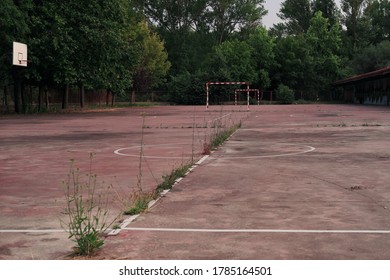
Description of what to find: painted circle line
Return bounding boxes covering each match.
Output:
[216,144,316,159]
[114,142,197,159]
[114,143,316,159]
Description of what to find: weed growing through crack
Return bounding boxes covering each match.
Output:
[124,191,155,215]
[123,162,193,216]
[203,120,241,155]
[61,155,117,256]
[156,162,193,193]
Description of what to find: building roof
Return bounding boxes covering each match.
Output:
[333,65,390,86]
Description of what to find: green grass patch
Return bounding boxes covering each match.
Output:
[156,162,193,193]
[124,193,154,215]
[208,122,241,152]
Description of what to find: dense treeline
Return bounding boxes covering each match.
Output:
[0,0,389,112]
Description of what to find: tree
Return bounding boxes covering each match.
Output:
[306,11,342,97]
[0,0,29,82]
[27,0,77,110]
[208,39,257,82]
[208,0,267,44]
[247,27,275,89]
[311,0,340,25]
[350,41,390,74]
[364,0,390,44]
[132,22,171,101]
[275,0,340,35]
[0,0,30,113]
[136,0,210,32]
[136,0,214,74]
[273,35,311,92]
[277,0,312,35]
[341,0,369,52]
[45,0,140,107]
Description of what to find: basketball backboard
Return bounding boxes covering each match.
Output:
[13,42,28,67]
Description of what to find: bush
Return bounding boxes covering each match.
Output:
[276,84,295,104]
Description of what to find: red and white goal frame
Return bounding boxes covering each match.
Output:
[234,88,261,106]
[206,82,250,110]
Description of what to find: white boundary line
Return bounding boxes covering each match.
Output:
[2,227,390,235]
[0,229,66,233]
[122,227,390,234]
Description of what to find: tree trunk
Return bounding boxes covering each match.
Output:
[79,83,85,108]
[30,86,33,110]
[111,93,116,107]
[4,86,9,112]
[62,84,69,109]
[38,85,43,111]
[131,90,136,103]
[45,87,49,110]
[21,84,26,113]
[106,90,110,106]
[13,68,22,113]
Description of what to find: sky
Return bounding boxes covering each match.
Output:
[262,0,342,29]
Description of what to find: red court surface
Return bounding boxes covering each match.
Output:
[1,104,390,259]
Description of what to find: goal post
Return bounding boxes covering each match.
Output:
[234,89,261,106]
[206,82,250,110]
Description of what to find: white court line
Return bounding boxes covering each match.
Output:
[114,142,197,159]
[215,145,316,159]
[122,227,390,234]
[3,227,389,234]
[0,229,66,233]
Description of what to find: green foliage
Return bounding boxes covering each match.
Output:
[132,22,171,94]
[350,41,390,74]
[273,35,310,91]
[277,0,313,35]
[247,27,275,88]
[306,11,341,97]
[341,0,370,54]
[0,0,30,86]
[209,0,267,44]
[209,39,257,83]
[1,0,169,112]
[167,70,208,105]
[276,84,295,104]
[364,0,390,45]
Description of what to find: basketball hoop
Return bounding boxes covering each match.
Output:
[13,42,28,67]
